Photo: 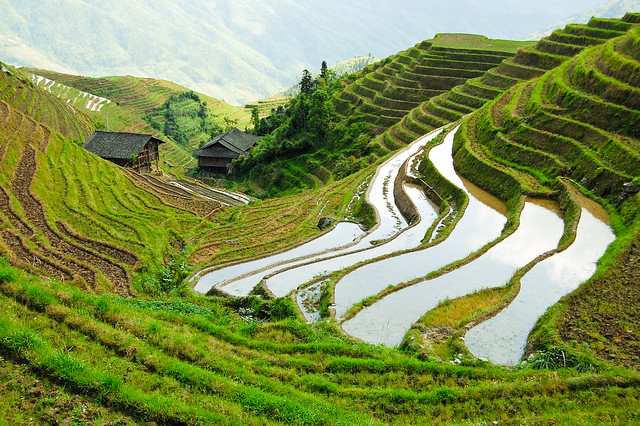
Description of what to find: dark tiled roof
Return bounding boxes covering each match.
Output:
[194,128,258,158]
[83,131,164,160]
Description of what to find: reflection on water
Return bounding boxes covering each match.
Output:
[193,222,365,294]
[465,203,615,365]
[334,126,507,318]
[297,281,325,322]
[341,201,564,346]
[265,183,438,297]
[195,128,443,296]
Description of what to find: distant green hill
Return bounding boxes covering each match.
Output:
[21,70,258,173]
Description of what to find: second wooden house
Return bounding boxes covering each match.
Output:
[194,128,258,175]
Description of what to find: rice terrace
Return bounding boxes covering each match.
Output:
[1,1,640,424]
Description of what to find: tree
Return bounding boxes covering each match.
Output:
[320,60,328,81]
[289,94,309,132]
[309,89,334,142]
[251,107,260,134]
[223,116,239,131]
[300,69,313,95]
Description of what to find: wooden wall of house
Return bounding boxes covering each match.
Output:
[198,157,232,168]
[197,156,233,175]
[108,158,129,167]
[138,141,160,164]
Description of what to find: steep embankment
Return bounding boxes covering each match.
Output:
[452,13,640,367]
[0,63,94,142]
[333,34,530,141]
[382,15,636,150]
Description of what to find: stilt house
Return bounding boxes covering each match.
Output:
[83,131,164,173]
[194,128,258,175]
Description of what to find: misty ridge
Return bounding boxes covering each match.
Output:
[1,0,638,104]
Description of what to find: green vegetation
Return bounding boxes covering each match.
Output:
[0,60,366,296]
[232,34,533,197]
[2,260,640,424]
[2,11,640,425]
[22,69,256,174]
[231,66,377,197]
[145,90,210,148]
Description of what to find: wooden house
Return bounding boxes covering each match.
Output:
[83,131,164,173]
[194,128,258,175]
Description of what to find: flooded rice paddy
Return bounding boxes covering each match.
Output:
[195,128,443,296]
[465,198,615,365]
[341,199,564,347]
[194,125,614,365]
[193,221,365,294]
[334,128,507,317]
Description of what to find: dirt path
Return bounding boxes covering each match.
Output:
[172,180,249,207]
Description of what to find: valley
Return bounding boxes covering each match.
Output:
[0,10,639,425]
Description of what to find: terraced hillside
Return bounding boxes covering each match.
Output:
[0,65,232,295]
[0,63,94,143]
[382,14,640,150]
[230,34,533,197]
[453,17,640,367]
[333,34,530,137]
[3,12,640,425]
[1,60,379,291]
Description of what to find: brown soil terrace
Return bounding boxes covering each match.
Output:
[6,145,134,296]
[126,171,224,219]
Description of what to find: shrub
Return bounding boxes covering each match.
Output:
[266,297,297,321]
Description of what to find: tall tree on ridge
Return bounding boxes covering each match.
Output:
[300,69,313,95]
[320,60,328,81]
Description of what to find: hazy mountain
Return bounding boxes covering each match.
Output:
[526,0,640,40]
[0,0,609,104]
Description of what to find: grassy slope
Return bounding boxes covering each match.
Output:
[1,261,639,424]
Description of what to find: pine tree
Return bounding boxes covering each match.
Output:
[300,69,313,95]
[320,60,328,81]
[251,107,260,134]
